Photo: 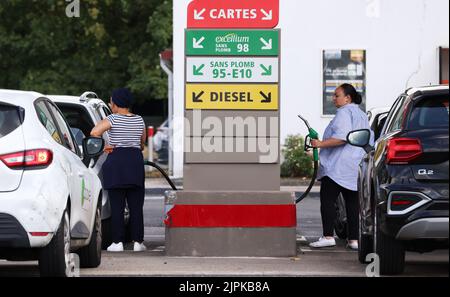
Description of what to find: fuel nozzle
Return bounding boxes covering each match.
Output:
[298,115,319,162]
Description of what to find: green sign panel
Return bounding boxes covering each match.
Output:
[186,29,279,56]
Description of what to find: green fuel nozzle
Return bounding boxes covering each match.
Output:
[298,115,320,162]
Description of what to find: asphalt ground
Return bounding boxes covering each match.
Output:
[0,180,448,277]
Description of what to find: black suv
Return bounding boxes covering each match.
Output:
[347,85,449,275]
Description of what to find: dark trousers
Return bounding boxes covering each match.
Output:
[320,176,359,240]
[108,187,145,244]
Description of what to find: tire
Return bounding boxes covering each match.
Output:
[101,218,112,250]
[358,212,373,264]
[334,194,348,239]
[78,205,102,268]
[39,210,71,277]
[124,204,132,243]
[334,220,348,239]
[374,210,405,275]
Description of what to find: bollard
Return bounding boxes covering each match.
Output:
[147,126,154,171]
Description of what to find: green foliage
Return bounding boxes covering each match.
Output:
[281,135,313,178]
[0,0,173,103]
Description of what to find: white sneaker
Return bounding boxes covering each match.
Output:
[309,237,336,248]
[347,240,358,250]
[107,242,124,252]
[133,242,147,252]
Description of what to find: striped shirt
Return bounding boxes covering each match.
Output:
[106,114,145,149]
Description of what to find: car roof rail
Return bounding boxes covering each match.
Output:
[80,91,99,103]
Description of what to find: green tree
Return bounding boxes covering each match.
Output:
[0,0,173,103]
[281,135,314,178]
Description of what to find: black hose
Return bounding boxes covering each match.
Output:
[295,161,318,204]
[144,161,178,191]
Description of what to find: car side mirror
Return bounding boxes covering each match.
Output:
[82,137,104,167]
[347,129,373,153]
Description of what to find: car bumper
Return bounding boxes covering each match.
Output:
[0,213,30,248]
[0,171,66,248]
[396,217,449,240]
[379,184,449,239]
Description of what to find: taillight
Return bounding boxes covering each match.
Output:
[0,149,53,169]
[388,192,431,215]
[386,138,422,164]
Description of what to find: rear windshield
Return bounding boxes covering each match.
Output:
[0,103,22,139]
[408,95,449,130]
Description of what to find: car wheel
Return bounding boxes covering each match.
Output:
[374,209,405,275]
[101,218,112,250]
[78,204,102,268]
[334,194,348,239]
[358,212,373,264]
[39,209,71,277]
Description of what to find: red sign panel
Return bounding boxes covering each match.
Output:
[187,0,279,29]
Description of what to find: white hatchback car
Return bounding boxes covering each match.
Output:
[0,89,105,276]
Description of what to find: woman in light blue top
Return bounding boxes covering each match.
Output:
[309,83,371,250]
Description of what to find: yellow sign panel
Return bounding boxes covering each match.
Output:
[185,84,279,110]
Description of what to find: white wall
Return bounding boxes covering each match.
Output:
[173,0,449,178]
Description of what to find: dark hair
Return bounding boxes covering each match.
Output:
[338,83,362,105]
[111,88,134,108]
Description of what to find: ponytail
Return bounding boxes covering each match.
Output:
[339,83,362,105]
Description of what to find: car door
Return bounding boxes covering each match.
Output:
[46,101,96,238]
[360,97,406,232]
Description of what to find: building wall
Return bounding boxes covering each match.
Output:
[173,0,449,178]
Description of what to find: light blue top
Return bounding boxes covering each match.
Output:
[317,103,372,191]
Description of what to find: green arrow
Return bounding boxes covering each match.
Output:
[193,64,205,76]
[260,64,272,76]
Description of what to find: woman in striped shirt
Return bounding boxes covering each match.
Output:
[91,88,147,252]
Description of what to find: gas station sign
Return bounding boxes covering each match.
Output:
[187,0,279,29]
[186,29,279,56]
[185,84,279,110]
[186,57,279,83]
[173,0,293,258]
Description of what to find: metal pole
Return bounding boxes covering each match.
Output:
[147,126,154,171]
[160,55,174,176]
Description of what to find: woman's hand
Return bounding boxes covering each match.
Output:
[104,145,115,154]
[311,139,322,148]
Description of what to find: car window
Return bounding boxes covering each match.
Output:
[384,96,406,133]
[389,101,409,132]
[373,113,388,140]
[408,95,449,130]
[56,103,95,139]
[0,103,22,139]
[47,102,78,154]
[102,106,112,117]
[35,101,63,145]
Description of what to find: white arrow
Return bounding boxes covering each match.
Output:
[194,9,206,20]
[260,38,273,50]
[261,9,273,21]
[193,37,205,49]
